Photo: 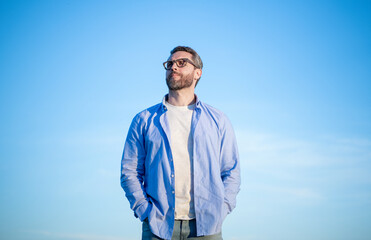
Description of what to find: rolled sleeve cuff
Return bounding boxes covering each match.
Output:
[134,201,152,221]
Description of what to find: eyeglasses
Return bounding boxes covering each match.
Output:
[163,58,198,70]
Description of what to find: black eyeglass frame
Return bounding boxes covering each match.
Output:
[163,58,198,70]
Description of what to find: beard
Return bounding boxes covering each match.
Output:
[166,71,194,91]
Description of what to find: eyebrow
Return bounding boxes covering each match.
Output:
[168,57,190,61]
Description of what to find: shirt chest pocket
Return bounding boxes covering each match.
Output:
[194,123,221,163]
[144,125,170,165]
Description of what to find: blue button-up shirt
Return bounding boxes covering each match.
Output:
[121,95,240,239]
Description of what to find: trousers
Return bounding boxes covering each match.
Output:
[142,219,222,240]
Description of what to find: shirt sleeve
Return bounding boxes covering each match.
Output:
[220,115,241,215]
[120,114,152,221]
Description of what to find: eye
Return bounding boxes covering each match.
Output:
[177,59,186,67]
[165,61,173,69]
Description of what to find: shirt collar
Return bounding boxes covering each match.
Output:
[161,94,201,111]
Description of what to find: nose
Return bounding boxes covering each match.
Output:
[171,61,178,71]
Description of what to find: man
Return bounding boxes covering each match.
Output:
[121,46,240,240]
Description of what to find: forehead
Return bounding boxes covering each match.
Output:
[168,51,193,61]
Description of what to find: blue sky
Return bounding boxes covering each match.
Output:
[0,0,370,239]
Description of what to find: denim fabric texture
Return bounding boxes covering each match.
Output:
[142,220,223,240]
[121,95,240,240]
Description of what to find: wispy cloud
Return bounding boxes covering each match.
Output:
[24,230,133,240]
[235,128,371,204]
[235,129,371,167]
[98,168,119,178]
[248,183,324,202]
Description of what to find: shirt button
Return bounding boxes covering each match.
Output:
[171,174,174,177]
[172,191,175,194]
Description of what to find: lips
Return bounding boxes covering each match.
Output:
[169,72,181,79]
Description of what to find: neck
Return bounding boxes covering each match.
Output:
[167,89,196,106]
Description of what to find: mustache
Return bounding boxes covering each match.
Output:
[170,71,180,75]
[167,71,181,79]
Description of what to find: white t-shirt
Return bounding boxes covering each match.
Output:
[164,100,195,220]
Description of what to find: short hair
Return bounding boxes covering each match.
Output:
[170,46,203,85]
[170,46,203,70]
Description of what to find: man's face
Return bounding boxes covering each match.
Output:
[166,51,199,91]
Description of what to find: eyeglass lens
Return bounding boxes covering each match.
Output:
[165,59,187,70]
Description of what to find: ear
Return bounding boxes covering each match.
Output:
[194,68,202,81]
